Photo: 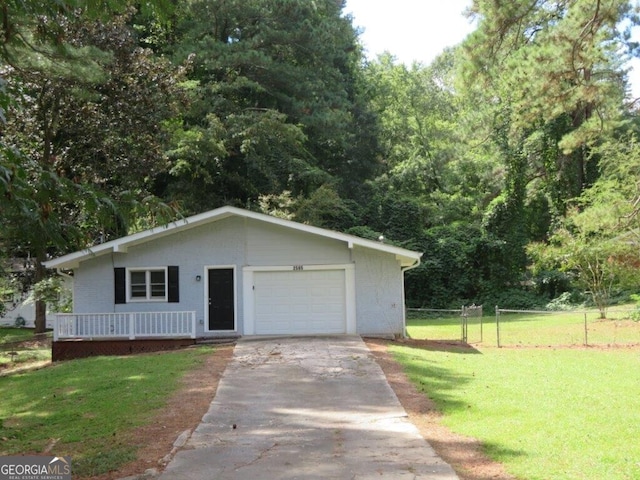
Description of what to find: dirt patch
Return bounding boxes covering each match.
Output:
[87,343,235,480]
[364,338,514,480]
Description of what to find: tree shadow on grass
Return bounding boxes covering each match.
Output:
[482,441,525,461]
[429,438,524,480]
[391,347,476,414]
[397,338,483,354]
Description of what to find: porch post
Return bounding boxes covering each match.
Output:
[129,313,136,340]
[191,311,196,339]
[53,314,59,342]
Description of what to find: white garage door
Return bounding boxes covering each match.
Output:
[254,269,346,335]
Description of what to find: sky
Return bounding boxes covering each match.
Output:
[343,0,475,66]
[344,0,640,98]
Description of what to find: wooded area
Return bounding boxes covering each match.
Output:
[2,0,640,332]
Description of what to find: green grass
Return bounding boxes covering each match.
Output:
[406,313,467,342]
[0,327,52,368]
[0,347,51,367]
[407,309,640,347]
[391,344,640,480]
[0,327,43,344]
[0,347,211,477]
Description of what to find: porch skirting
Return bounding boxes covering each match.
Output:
[52,338,197,361]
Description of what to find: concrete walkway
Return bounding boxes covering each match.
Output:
[159,336,458,479]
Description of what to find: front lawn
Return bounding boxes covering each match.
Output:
[0,347,211,477]
[0,327,52,370]
[391,343,640,480]
[0,327,40,344]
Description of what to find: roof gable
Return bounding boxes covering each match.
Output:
[43,206,422,269]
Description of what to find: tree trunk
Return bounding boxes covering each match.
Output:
[34,251,47,334]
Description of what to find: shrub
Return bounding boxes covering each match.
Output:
[477,288,548,310]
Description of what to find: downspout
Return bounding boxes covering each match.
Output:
[400,256,422,339]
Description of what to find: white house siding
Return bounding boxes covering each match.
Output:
[245,219,351,266]
[72,217,244,337]
[125,216,245,337]
[352,246,404,336]
[71,217,367,337]
[73,254,115,313]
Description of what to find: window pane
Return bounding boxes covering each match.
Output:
[131,285,147,297]
[150,270,166,298]
[130,271,147,298]
[131,271,146,284]
[150,285,166,297]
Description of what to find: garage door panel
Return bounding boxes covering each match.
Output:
[254,269,346,335]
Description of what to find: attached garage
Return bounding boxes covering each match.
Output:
[253,269,346,335]
[242,264,356,336]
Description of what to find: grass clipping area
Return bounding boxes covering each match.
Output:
[390,343,640,480]
[0,347,213,477]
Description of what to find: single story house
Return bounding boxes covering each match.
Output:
[43,206,422,350]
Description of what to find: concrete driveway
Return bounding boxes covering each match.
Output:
[159,336,458,479]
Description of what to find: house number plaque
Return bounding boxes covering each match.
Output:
[293,265,304,271]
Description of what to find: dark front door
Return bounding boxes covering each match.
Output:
[208,268,235,331]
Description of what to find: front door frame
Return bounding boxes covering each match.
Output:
[204,265,237,333]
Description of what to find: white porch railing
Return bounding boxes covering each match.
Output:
[53,311,197,341]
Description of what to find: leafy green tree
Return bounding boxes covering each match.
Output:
[528,132,640,316]
[159,0,378,212]
[1,6,183,332]
[463,0,634,207]
[528,223,631,318]
[365,51,501,228]
[294,184,357,231]
[447,0,639,304]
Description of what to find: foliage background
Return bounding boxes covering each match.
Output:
[2,0,640,324]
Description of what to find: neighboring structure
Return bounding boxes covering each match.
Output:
[43,206,422,343]
[0,258,65,329]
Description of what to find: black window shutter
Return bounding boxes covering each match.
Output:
[168,266,179,303]
[114,268,126,304]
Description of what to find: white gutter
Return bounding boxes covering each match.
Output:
[400,256,422,339]
[56,269,74,281]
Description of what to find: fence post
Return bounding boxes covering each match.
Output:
[584,311,588,346]
[461,305,467,343]
[495,305,501,348]
[465,306,468,343]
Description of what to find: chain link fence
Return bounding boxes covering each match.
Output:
[406,306,483,344]
[406,306,640,347]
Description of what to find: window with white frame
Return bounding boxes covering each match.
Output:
[128,268,167,301]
